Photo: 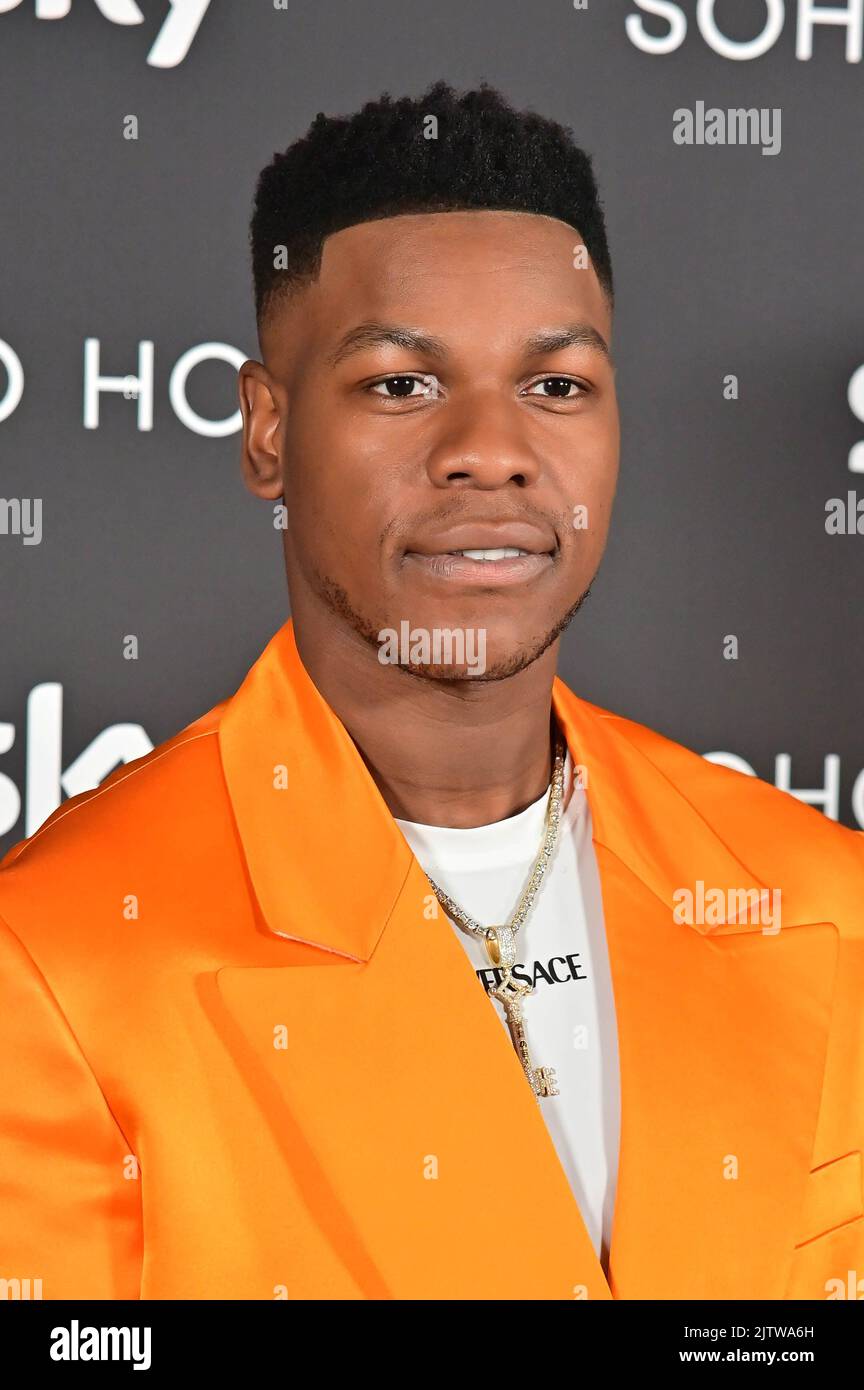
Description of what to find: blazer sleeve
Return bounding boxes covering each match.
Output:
[0,913,142,1299]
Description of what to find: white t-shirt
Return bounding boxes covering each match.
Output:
[395,749,621,1269]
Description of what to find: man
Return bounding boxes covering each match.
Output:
[1,82,862,1303]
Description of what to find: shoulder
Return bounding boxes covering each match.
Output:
[0,699,237,945]
[572,694,864,921]
[598,700,843,827]
[2,702,226,867]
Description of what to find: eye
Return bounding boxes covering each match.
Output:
[523,376,586,400]
[369,374,439,399]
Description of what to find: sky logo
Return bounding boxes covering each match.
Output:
[0,0,212,69]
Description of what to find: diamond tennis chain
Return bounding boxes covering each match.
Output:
[426,730,567,1099]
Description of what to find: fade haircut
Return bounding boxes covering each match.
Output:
[250,80,613,331]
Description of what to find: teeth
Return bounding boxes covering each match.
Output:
[452,548,530,560]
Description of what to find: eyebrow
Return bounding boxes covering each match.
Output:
[327,320,613,368]
[327,323,448,367]
[524,324,613,366]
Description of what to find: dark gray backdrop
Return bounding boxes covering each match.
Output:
[1,0,861,852]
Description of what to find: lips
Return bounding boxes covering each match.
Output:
[401,521,558,587]
[404,521,557,558]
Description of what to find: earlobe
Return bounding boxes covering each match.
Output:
[238,360,285,500]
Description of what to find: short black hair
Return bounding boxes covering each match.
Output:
[250,80,613,330]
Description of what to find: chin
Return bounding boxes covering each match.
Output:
[379,624,556,685]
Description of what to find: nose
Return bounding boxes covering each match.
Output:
[424,390,542,489]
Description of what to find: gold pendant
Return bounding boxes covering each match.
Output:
[485,928,559,1100]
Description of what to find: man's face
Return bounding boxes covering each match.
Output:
[241,209,620,680]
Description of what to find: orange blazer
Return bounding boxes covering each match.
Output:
[0,617,862,1301]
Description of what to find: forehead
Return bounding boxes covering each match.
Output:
[265,210,611,360]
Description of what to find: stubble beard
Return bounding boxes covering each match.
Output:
[308,567,597,684]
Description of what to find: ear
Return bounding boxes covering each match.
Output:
[238,359,285,500]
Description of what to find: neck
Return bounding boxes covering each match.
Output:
[291,613,560,829]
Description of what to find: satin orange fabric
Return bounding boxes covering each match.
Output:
[0,617,862,1299]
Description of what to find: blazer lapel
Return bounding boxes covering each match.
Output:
[215,618,838,1299]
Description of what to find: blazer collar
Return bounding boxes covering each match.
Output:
[218,616,800,959]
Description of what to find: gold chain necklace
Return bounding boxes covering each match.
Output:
[426,731,567,1100]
